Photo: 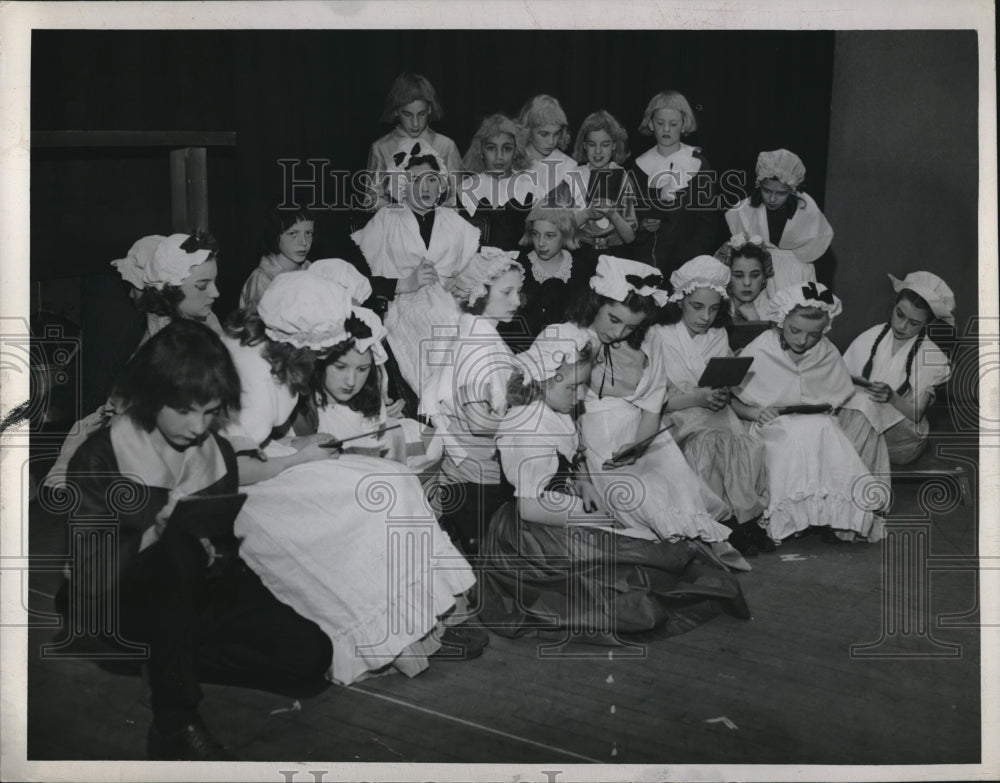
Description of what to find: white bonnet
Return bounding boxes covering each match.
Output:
[447,246,523,306]
[888,271,956,326]
[110,235,166,289]
[755,149,806,190]
[308,258,373,305]
[147,234,214,289]
[668,255,731,302]
[112,234,212,290]
[590,255,669,307]
[257,265,354,350]
[766,281,843,332]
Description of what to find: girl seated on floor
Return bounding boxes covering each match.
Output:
[651,256,772,554]
[731,282,887,544]
[422,247,524,555]
[478,323,751,641]
[569,256,750,570]
[840,271,955,466]
[220,265,483,686]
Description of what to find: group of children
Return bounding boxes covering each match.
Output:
[47,72,959,760]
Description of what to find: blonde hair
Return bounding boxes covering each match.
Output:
[572,110,629,165]
[519,205,580,250]
[516,94,571,152]
[461,113,529,173]
[638,90,697,136]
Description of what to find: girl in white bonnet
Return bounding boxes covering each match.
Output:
[422,247,525,556]
[731,282,887,544]
[44,232,223,489]
[219,265,482,685]
[650,255,772,555]
[725,149,834,294]
[840,271,955,465]
[568,255,751,570]
[477,323,751,641]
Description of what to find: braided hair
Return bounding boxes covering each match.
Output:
[861,289,934,396]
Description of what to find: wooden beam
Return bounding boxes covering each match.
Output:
[32,130,236,149]
[169,147,209,234]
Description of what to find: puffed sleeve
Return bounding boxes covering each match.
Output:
[219,339,289,452]
[238,266,270,313]
[498,433,560,499]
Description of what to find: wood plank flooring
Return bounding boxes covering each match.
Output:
[23,446,983,767]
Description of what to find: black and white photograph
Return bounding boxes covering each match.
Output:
[1,1,996,781]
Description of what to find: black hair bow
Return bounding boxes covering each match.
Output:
[801,281,834,304]
[345,313,373,340]
[392,142,422,167]
[625,273,664,289]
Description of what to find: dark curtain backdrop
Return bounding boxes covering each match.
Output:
[31,29,835,316]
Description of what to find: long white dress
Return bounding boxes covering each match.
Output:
[577,331,734,543]
[220,334,475,685]
[650,322,769,523]
[351,204,480,397]
[735,329,886,542]
[725,192,833,294]
[841,323,951,465]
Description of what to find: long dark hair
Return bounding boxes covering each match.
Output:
[566,289,660,349]
[115,320,241,431]
[861,289,935,396]
[310,336,383,421]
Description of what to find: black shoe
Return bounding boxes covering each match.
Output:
[430,622,490,661]
[727,527,759,557]
[147,718,237,761]
[741,521,776,553]
[820,526,848,545]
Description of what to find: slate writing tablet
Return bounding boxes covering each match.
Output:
[697,356,754,388]
[167,493,247,539]
[603,426,672,468]
[776,403,833,415]
[319,422,402,450]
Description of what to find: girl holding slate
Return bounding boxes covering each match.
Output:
[840,271,955,466]
[569,255,750,569]
[731,282,886,544]
[478,323,751,641]
[650,256,771,553]
[219,265,480,686]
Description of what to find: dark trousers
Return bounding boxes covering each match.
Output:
[96,528,332,729]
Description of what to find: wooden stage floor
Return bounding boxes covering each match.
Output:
[24,445,982,768]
